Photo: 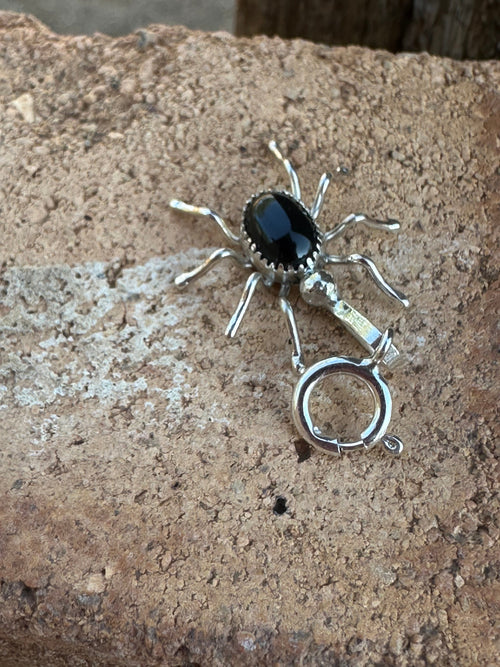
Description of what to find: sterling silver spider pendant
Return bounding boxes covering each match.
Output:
[170,140,409,455]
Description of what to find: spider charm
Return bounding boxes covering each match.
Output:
[170,140,409,456]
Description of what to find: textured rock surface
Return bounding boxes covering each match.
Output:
[0,11,498,667]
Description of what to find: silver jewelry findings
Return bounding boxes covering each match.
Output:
[170,140,409,455]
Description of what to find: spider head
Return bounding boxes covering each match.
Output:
[240,190,322,285]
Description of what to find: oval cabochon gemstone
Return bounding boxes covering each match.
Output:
[244,192,319,269]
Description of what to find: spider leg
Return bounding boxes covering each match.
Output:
[310,172,332,221]
[324,213,401,244]
[268,140,301,200]
[225,272,262,338]
[175,248,251,288]
[170,199,240,245]
[324,253,409,308]
[279,285,305,375]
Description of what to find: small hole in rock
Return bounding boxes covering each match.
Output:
[273,496,287,515]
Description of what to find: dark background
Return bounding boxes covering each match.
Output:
[0,0,498,59]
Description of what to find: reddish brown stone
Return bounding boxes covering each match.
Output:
[0,11,498,666]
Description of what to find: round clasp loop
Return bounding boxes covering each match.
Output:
[292,329,403,455]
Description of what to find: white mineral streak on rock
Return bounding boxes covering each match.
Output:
[0,250,213,417]
[27,414,60,457]
[11,92,36,123]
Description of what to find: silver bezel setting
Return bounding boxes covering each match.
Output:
[240,189,322,285]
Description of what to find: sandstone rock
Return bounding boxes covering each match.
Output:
[0,11,498,667]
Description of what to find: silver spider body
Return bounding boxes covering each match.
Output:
[170,140,408,378]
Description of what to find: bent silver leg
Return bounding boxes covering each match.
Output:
[170,199,240,245]
[225,272,262,338]
[175,248,251,288]
[324,253,409,307]
[279,287,305,375]
[324,213,401,244]
[268,140,301,200]
[310,172,332,221]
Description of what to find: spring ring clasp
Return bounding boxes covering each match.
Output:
[292,329,404,456]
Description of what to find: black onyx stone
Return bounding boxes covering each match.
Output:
[244,191,319,269]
